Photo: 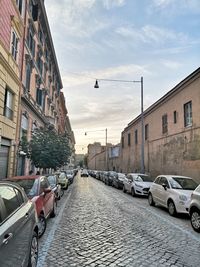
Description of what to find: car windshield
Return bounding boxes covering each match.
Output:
[136,175,153,182]
[170,177,198,190]
[59,173,66,179]
[47,176,56,185]
[13,179,38,197]
[118,173,126,179]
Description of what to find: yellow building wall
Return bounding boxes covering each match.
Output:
[0,42,20,177]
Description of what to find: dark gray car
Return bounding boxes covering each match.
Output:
[0,181,39,267]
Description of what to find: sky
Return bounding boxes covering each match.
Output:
[45,0,200,154]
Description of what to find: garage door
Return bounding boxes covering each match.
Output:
[0,145,9,179]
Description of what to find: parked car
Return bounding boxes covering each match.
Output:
[112,173,126,189]
[0,181,39,267]
[58,172,69,189]
[189,184,200,232]
[81,169,89,177]
[148,175,198,216]
[123,173,153,196]
[105,171,117,186]
[47,175,63,200]
[8,175,56,237]
[65,170,74,184]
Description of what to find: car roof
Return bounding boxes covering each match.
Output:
[128,173,148,176]
[157,175,193,179]
[7,175,42,180]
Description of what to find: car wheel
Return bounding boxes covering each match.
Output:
[190,209,200,233]
[168,200,177,216]
[148,193,155,206]
[123,186,126,193]
[60,188,64,197]
[28,232,38,267]
[50,201,56,218]
[38,215,46,238]
[131,187,136,197]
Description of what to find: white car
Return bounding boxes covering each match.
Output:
[148,175,198,216]
[123,173,154,196]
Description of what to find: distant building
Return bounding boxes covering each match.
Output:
[120,67,200,183]
[0,0,23,178]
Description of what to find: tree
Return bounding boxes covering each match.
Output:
[29,126,71,170]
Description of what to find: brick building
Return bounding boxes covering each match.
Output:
[0,0,23,178]
[120,67,200,183]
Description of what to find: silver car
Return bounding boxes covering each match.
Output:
[0,181,39,267]
[148,175,198,216]
[123,173,153,196]
[189,184,200,232]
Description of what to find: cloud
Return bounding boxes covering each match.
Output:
[151,0,200,13]
[116,24,188,46]
[62,64,150,87]
[102,0,126,9]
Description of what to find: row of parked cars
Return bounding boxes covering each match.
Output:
[0,169,77,267]
[88,170,200,233]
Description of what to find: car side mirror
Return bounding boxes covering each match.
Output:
[162,183,167,190]
[44,188,51,194]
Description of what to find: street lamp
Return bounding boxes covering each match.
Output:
[85,129,108,170]
[94,77,144,174]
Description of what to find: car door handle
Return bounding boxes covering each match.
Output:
[3,233,13,245]
[25,213,29,218]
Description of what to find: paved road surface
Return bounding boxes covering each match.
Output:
[38,173,200,267]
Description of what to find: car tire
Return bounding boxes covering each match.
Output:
[131,187,136,197]
[28,231,38,267]
[60,188,64,198]
[123,186,126,193]
[148,193,155,206]
[50,201,56,218]
[38,215,46,238]
[168,200,177,216]
[190,208,200,233]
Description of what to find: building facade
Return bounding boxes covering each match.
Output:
[121,67,200,183]
[58,92,75,169]
[16,0,63,175]
[0,0,24,178]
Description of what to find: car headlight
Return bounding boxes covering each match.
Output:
[179,195,187,201]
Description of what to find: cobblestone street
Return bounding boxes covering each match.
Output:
[38,173,200,267]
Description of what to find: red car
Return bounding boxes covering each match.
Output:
[8,175,56,237]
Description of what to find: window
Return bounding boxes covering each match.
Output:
[36,88,43,106]
[135,130,138,144]
[25,62,31,91]
[37,53,43,76]
[4,88,14,120]
[29,0,38,21]
[128,133,131,146]
[27,26,35,57]
[21,113,28,138]
[173,111,177,124]
[11,30,19,61]
[38,26,43,45]
[184,101,192,127]
[145,124,149,140]
[0,186,23,222]
[159,177,169,188]
[162,114,168,134]
[16,0,23,15]
[121,136,124,148]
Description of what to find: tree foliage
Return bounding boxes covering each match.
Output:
[29,126,71,169]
